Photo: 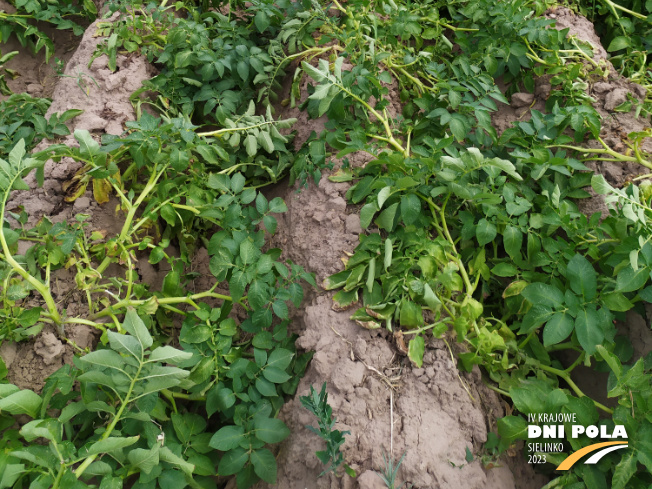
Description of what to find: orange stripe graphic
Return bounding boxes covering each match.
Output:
[557,441,628,470]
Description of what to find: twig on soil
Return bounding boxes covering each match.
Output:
[329,325,399,390]
[329,326,399,460]
[442,338,476,403]
[390,388,394,458]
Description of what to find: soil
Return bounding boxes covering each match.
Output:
[1,5,650,489]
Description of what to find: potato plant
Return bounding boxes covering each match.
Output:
[1,0,651,487]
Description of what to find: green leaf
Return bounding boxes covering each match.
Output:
[86,436,140,456]
[503,225,522,258]
[263,366,291,384]
[268,197,287,213]
[566,254,597,301]
[510,382,548,413]
[488,157,522,181]
[492,263,518,277]
[207,385,236,416]
[521,304,554,333]
[258,131,274,153]
[575,306,602,355]
[400,193,421,225]
[272,300,289,320]
[375,202,399,231]
[609,359,647,397]
[85,461,113,476]
[289,282,303,307]
[244,134,257,157]
[616,265,649,293]
[408,336,425,368]
[476,218,496,247]
[74,129,100,156]
[399,300,424,328]
[99,477,123,489]
[267,348,294,370]
[240,240,260,266]
[0,463,26,489]
[422,282,441,310]
[107,331,142,359]
[465,447,474,463]
[384,238,393,270]
[301,61,326,83]
[360,203,377,229]
[127,446,160,474]
[594,345,622,379]
[254,417,290,444]
[237,60,249,81]
[230,173,246,194]
[521,283,564,308]
[256,377,278,396]
[58,402,87,423]
[79,349,125,370]
[148,346,193,365]
[158,469,186,489]
[612,450,637,489]
[248,280,269,310]
[209,425,245,451]
[263,215,277,233]
[607,36,631,52]
[0,381,13,399]
[377,186,392,209]
[121,309,153,350]
[0,389,42,417]
[19,419,57,442]
[543,311,574,346]
[251,448,277,484]
[601,292,633,312]
[640,286,652,302]
[497,415,528,442]
[254,11,270,32]
[218,447,249,475]
[171,412,207,444]
[591,174,612,194]
[449,117,466,141]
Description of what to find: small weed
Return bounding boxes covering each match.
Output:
[300,382,353,477]
[375,451,412,489]
[55,68,101,98]
[53,57,65,77]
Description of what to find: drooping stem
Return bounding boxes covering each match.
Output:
[96,162,168,275]
[74,362,143,478]
[537,363,613,414]
[91,288,236,321]
[0,198,62,325]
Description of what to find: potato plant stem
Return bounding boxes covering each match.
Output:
[536,362,613,414]
[91,289,235,321]
[401,319,449,336]
[197,116,297,138]
[52,466,65,489]
[74,361,144,479]
[96,162,168,275]
[439,197,475,295]
[0,200,62,326]
[549,137,652,170]
[332,82,407,155]
[602,0,647,20]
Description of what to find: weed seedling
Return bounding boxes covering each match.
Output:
[55,67,101,98]
[375,451,412,489]
[300,382,352,477]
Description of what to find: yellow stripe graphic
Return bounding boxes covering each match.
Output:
[556,441,628,470]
